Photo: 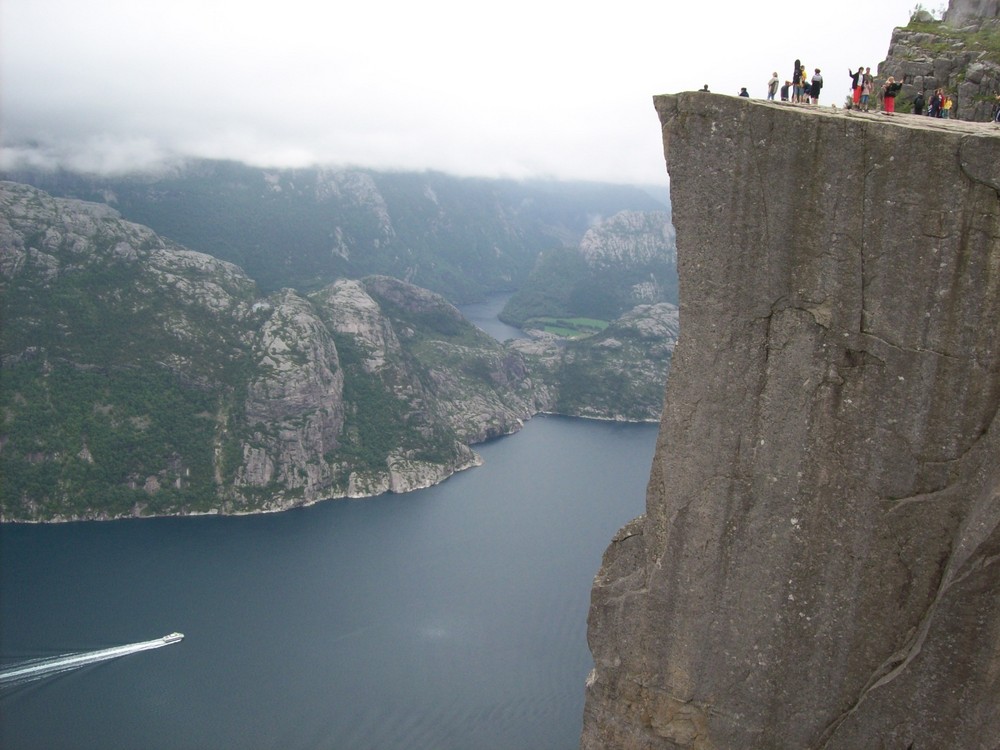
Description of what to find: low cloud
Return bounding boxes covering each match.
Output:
[1,0,918,184]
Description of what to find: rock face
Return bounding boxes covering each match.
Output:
[944,0,1000,24]
[878,0,1000,121]
[581,93,1000,748]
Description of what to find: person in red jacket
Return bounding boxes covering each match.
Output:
[849,67,864,107]
[882,77,903,114]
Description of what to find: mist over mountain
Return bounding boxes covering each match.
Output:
[2,160,668,303]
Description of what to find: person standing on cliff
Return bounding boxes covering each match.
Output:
[913,91,925,116]
[861,67,874,111]
[810,69,823,104]
[767,72,780,100]
[793,59,803,102]
[882,77,902,114]
[942,95,953,118]
[849,66,864,107]
[780,80,791,101]
[929,88,942,116]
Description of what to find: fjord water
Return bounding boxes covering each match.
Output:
[454,291,530,342]
[0,415,656,750]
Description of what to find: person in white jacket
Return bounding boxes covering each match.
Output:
[767,73,780,100]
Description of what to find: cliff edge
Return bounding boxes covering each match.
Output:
[581,94,999,748]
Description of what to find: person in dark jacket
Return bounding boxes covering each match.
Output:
[849,67,864,107]
[780,80,791,101]
[913,92,925,116]
[809,69,823,104]
[883,77,903,114]
[929,88,943,117]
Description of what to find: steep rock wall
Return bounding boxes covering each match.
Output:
[879,0,1000,122]
[581,94,1000,749]
[945,0,1000,25]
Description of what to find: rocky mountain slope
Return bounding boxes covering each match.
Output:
[501,209,677,325]
[0,160,668,302]
[580,94,999,749]
[0,182,544,520]
[0,181,676,521]
[878,0,1000,120]
[511,302,678,422]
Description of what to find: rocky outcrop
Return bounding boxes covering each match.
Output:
[944,0,1000,25]
[0,183,535,519]
[233,290,345,508]
[581,93,1000,748]
[879,0,1000,121]
[512,302,679,421]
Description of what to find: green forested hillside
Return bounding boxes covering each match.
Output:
[2,161,668,302]
[501,210,677,326]
[1,180,678,521]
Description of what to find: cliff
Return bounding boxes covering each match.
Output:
[879,0,1000,121]
[581,94,1000,748]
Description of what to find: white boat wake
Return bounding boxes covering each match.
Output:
[0,633,183,688]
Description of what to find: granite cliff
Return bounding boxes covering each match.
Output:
[581,94,999,748]
[879,0,1000,120]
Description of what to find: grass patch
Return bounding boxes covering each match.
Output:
[526,317,609,338]
[903,17,1000,64]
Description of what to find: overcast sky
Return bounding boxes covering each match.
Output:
[2,0,924,185]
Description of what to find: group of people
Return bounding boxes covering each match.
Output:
[847,66,878,111]
[765,61,825,104]
[913,89,954,117]
[720,58,1000,123]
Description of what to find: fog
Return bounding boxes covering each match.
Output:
[2,0,920,183]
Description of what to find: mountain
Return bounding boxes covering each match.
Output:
[877,0,1000,119]
[0,160,668,302]
[581,92,1000,749]
[0,181,545,520]
[510,303,678,422]
[0,181,675,521]
[500,209,677,325]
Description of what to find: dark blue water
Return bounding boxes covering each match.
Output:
[0,415,656,750]
[458,293,529,342]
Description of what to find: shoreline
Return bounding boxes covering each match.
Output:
[0,411,660,525]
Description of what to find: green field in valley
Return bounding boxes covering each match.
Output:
[526,317,609,338]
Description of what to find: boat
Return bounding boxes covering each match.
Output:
[162,632,184,644]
